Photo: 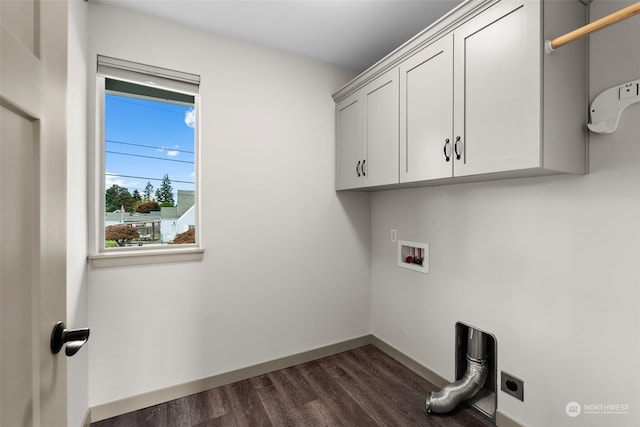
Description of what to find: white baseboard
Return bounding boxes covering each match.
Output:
[88,334,523,427]
[496,411,524,427]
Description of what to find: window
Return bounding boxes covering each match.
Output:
[92,56,202,266]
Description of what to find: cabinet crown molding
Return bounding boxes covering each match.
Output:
[332,0,499,103]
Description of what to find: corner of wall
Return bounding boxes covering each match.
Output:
[67,0,91,426]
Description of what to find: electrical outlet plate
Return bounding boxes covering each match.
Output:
[500,371,524,401]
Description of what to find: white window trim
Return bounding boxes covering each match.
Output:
[90,56,203,268]
[89,247,205,268]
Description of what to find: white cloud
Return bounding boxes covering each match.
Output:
[158,145,180,157]
[184,108,196,129]
[105,173,138,190]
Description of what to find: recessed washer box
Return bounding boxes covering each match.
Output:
[397,240,429,273]
[456,322,497,422]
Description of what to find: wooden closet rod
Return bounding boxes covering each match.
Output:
[545,1,640,53]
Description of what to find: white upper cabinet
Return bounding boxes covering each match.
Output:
[336,92,363,190]
[336,69,399,190]
[453,0,541,176]
[334,0,587,191]
[400,34,454,182]
[363,69,400,187]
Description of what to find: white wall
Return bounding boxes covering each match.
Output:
[370,1,640,426]
[86,2,369,407]
[67,1,89,425]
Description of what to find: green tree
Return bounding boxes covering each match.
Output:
[132,189,142,201]
[105,184,134,212]
[155,174,175,206]
[143,181,154,201]
[105,225,139,246]
[134,200,160,213]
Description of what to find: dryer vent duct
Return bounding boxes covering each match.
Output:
[426,328,488,414]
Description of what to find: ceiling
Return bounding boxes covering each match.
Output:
[95,0,464,71]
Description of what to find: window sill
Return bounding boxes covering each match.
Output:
[89,247,204,268]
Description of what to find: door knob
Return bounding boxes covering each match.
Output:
[51,321,90,357]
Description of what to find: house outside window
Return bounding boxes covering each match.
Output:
[92,56,203,266]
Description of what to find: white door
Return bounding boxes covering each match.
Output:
[453,0,541,176]
[400,34,453,183]
[335,92,363,190]
[363,68,399,187]
[1,1,68,426]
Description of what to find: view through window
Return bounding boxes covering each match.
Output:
[103,78,197,248]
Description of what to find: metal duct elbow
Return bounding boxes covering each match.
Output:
[426,329,489,414]
[426,357,488,413]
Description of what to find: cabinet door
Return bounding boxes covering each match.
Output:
[453,0,541,177]
[335,91,363,190]
[400,34,454,183]
[363,69,399,187]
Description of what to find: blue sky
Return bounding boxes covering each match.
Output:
[105,94,195,200]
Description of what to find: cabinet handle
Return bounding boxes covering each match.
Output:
[443,138,451,162]
[362,159,366,176]
[356,160,361,177]
[454,136,463,160]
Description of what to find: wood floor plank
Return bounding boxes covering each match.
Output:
[350,345,434,395]
[287,399,342,426]
[167,396,193,426]
[222,378,273,426]
[317,356,401,427]
[189,387,229,423]
[339,347,433,424]
[296,359,381,426]
[251,374,296,426]
[192,413,238,427]
[275,366,318,407]
[192,386,239,427]
[92,344,496,427]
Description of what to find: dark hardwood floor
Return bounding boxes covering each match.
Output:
[92,345,494,427]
